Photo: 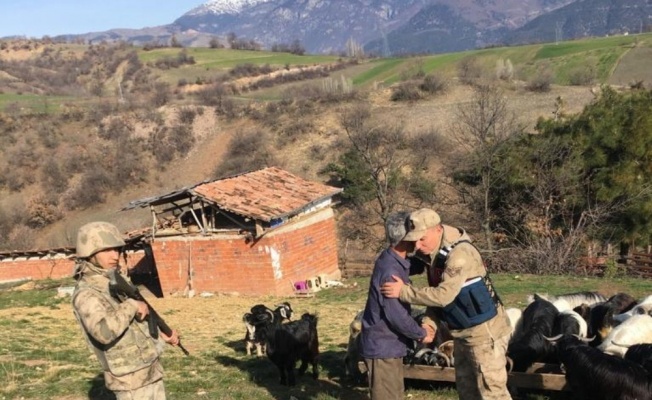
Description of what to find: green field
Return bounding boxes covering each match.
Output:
[1,273,650,400]
[3,31,652,114]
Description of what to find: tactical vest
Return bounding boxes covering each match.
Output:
[72,277,159,377]
[432,240,501,330]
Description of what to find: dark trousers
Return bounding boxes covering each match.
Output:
[363,357,404,400]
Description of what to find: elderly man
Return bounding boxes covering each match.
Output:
[359,211,435,400]
[381,209,512,400]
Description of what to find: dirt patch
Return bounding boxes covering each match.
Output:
[609,45,652,88]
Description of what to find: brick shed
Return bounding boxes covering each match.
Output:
[123,167,343,297]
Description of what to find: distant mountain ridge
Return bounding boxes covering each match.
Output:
[43,0,651,55]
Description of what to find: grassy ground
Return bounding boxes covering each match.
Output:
[1,273,650,400]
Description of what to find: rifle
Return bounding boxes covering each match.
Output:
[107,268,190,356]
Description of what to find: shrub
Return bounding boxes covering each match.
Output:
[277,120,314,147]
[168,124,195,157]
[525,72,553,92]
[26,194,62,228]
[65,167,111,210]
[41,158,69,194]
[212,128,277,177]
[178,107,197,125]
[390,81,422,102]
[152,81,171,107]
[457,56,483,85]
[419,73,448,95]
[568,65,596,86]
[495,59,514,81]
[99,117,133,141]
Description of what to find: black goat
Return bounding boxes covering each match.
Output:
[259,311,319,386]
[507,294,559,372]
[624,343,652,378]
[551,335,652,400]
[243,302,293,356]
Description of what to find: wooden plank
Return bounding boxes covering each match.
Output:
[397,363,569,392]
[403,365,456,382]
[509,371,568,391]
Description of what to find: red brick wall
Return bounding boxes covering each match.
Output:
[152,208,341,296]
[0,257,74,282]
[0,252,146,283]
[0,208,341,297]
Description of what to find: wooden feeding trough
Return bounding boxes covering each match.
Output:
[402,362,569,392]
[359,362,569,392]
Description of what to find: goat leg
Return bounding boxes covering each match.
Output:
[311,357,319,379]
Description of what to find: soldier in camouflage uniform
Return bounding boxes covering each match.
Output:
[72,221,179,400]
[381,209,512,400]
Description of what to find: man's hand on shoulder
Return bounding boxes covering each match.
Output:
[380,275,404,298]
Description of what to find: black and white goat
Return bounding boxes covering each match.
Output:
[584,292,638,346]
[615,295,652,323]
[258,310,319,386]
[507,295,559,372]
[243,302,293,356]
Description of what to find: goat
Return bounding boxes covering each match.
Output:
[622,343,652,377]
[343,310,365,382]
[615,295,652,323]
[243,302,293,356]
[554,310,588,338]
[506,307,523,343]
[259,311,319,386]
[587,293,638,346]
[598,314,652,357]
[548,334,652,400]
[507,294,559,372]
[405,309,453,367]
[529,291,607,312]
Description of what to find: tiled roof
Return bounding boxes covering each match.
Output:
[192,167,342,222]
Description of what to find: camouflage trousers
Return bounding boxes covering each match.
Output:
[454,332,512,400]
[114,379,166,400]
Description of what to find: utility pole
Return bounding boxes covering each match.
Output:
[555,21,563,45]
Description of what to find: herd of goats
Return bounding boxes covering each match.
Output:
[241,291,652,399]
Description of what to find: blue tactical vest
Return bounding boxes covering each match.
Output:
[433,241,500,330]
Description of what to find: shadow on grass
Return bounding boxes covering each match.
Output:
[215,349,368,400]
[222,338,247,354]
[87,373,116,400]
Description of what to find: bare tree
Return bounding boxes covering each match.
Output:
[450,83,525,251]
[330,104,441,248]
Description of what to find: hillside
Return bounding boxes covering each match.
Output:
[0,34,650,253]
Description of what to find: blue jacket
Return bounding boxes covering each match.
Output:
[360,248,426,359]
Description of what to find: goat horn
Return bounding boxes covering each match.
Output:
[435,352,451,368]
[413,348,433,359]
[265,309,275,322]
[573,334,595,343]
[505,356,514,373]
[611,340,631,348]
[544,334,564,342]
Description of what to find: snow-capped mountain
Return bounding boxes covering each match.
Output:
[184,0,272,16]
[51,0,649,56]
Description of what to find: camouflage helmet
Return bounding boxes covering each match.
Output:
[76,221,126,258]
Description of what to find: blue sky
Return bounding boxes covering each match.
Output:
[0,1,206,38]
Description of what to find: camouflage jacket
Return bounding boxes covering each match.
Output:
[72,261,164,391]
[399,225,511,345]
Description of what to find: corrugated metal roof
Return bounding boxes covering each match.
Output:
[122,167,342,222]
